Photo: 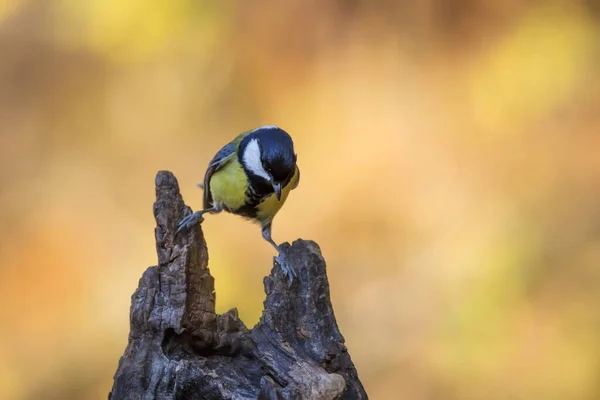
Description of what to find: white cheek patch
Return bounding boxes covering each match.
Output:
[243,139,270,181]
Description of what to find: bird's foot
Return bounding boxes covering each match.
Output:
[274,252,297,286]
[176,211,204,234]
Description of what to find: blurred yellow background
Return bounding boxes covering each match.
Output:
[1,1,599,399]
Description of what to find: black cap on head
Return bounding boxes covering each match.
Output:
[239,126,297,198]
[254,126,296,183]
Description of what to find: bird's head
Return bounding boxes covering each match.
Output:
[240,126,297,200]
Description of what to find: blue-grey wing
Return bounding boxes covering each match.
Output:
[203,141,236,209]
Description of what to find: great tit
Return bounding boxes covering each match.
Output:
[177,125,300,283]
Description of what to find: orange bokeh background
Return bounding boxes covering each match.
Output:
[1,1,600,399]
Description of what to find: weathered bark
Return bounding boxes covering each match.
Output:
[109,171,367,400]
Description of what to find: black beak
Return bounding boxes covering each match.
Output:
[272,182,282,201]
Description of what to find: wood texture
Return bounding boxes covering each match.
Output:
[109,171,367,400]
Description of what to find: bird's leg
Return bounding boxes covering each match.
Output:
[176,205,219,234]
[261,223,297,285]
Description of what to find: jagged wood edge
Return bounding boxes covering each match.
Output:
[109,170,367,400]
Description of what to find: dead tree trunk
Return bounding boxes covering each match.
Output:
[109,171,367,400]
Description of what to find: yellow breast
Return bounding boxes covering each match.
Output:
[256,165,300,224]
[209,159,248,210]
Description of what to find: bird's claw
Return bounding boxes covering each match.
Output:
[274,252,297,286]
[176,211,204,234]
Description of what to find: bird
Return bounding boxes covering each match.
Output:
[177,125,300,284]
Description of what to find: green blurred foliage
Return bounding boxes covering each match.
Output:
[0,0,599,399]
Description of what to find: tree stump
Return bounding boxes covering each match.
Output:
[109,171,367,400]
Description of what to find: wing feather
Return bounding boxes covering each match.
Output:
[203,142,236,209]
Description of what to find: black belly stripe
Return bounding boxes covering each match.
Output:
[231,187,266,219]
[235,202,258,219]
[231,169,294,220]
[228,172,269,219]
